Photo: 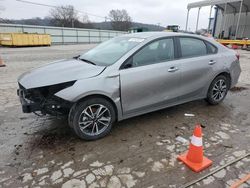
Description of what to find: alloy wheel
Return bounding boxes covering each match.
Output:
[78,104,111,136]
[212,79,227,101]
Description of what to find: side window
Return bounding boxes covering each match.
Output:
[206,41,217,54]
[180,37,207,58]
[132,38,174,67]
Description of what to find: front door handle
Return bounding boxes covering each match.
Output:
[168,67,179,72]
[209,60,216,65]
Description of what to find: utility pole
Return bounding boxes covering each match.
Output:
[196,7,201,32]
[185,9,190,31]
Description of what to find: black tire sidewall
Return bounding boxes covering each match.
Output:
[71,97,116,141]
[207,75,229,105]
[68,103,77,128]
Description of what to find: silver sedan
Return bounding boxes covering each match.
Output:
[17,32,241,140]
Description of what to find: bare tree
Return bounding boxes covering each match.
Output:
[49,5,78,27]
[108,9,132,31]
[80,15,94,29]
[82,14,90,23]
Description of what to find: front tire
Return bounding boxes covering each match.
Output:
[206,75,229,105]
[70,97,116,140]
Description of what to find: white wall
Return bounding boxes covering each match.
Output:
[215,9,250,39]
[0,24,127,44]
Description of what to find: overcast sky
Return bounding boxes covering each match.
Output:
[0,0,213,31]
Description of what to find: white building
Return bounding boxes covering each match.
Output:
[186,0,250,39]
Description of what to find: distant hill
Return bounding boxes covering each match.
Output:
[91,21,165,31]
[0,17,165,31]
[0,17,53,27]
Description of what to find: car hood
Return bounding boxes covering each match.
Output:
[18,59,105,89]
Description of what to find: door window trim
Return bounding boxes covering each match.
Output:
[176,36,218,60]
[120,36,178,70]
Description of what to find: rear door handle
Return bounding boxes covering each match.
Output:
[209,60,216,65]
[168,67,179,72]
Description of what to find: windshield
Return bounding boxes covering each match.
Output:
[79,36,144,66]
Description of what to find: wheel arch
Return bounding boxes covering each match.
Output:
[214,71,232,88]
[205,71,232,97]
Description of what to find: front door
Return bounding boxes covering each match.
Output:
[119,37,182,116]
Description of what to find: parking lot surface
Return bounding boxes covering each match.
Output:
[0,45,250,188]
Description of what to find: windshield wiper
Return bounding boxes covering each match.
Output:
[78,58,96,65]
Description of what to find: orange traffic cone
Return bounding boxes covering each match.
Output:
[0,56,6,67]
[177,124,212,172]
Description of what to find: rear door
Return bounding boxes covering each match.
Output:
[119,37,182,116]
[177,37,220,100]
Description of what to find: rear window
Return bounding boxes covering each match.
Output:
[180,37,207,58]
[206,41,217,54]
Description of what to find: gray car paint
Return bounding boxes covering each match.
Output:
[18,59,105,89]
[18,32,241,121]
[120,57,182,115]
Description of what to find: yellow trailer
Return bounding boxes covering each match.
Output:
[0,33,51,47]
[217,39,250,46]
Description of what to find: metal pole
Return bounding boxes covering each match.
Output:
[222,3,228,37]
[88,30,90,44]
[196,7,201,32]
[99,29,101,43]
[76,30,78,44]
[241,12,247,38]
[185,9,190,31]
[62,28,64,45]
[235,0,243,39]
[207,5,213,33]
[212,6,218,37]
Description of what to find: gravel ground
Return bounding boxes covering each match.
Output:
[0,45,250,188]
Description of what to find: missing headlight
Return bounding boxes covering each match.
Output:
[18,81,76,115]
[38,80,76,98]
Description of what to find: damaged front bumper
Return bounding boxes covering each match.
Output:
[17,88,41,113]
[17,82,75,115]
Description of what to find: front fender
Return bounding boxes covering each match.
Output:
[55,75,123,120]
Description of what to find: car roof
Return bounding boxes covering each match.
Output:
[123,31,189,38]
[123,32,219,47]
[123,31,212,41]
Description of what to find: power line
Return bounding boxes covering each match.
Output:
[14,0,160,27]
[16,0,111,20]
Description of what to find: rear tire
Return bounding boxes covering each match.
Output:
[70,97,116,140]
[206,75,229,105]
